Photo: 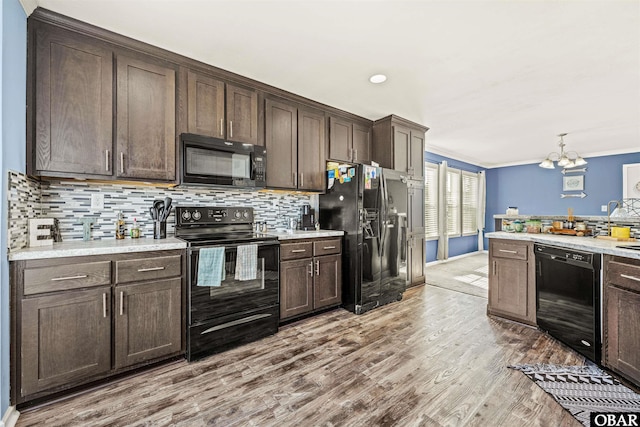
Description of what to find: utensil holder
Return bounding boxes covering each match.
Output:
[154,221,166,239]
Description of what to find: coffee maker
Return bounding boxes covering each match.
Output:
[301,204,315,231]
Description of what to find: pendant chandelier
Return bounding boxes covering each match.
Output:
[539,133,587,169]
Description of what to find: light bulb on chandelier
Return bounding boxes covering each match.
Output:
[539,133,587,169]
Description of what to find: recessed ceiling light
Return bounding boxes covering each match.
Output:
[369,74,387,84]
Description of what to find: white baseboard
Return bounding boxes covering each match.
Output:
[426,250,488,267]
[1,406,20,427]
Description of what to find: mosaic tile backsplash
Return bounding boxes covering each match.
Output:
[8,171,316,251]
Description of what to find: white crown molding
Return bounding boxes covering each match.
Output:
[18,0,38,16]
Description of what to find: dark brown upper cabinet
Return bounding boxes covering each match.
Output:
[372,115,428,180]
[116,54,176,181]
[226,84,259,144]
[186,70,225,138]
[32,24,114,177]
[265,98,325,192]
[328,116,371,164]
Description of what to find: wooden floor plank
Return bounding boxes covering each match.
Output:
[16,285,583,426]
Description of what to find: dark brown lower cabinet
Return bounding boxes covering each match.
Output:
[20,287,112,396]
[603,255,640,386]
[279,238,342,321]
[114,278,182,369]
[487,239,535,325]
[11,250,185,406]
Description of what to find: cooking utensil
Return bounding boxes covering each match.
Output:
[162,197,172,221]
[149,206,157,220]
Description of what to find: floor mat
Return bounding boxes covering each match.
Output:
[509,363,640,427]
[425,253,488,298]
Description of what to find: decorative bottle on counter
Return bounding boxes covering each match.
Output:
[116,211,126,240]
[130,218,140,239]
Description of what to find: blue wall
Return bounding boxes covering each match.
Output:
[425,152,485,262]
[485,152,640,232]
[2,0,27,416]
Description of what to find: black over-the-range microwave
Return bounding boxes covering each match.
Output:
[179,133,266,188]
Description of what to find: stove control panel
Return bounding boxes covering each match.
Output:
[176,206,254,225]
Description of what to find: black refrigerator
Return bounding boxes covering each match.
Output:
[319,163,408,314]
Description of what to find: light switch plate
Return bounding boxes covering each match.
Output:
[601,205,607,212]
[91,193,105,210]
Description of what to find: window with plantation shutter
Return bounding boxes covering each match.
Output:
[462,171,478,235]
[425,163,438,239]
[446,168,461,237]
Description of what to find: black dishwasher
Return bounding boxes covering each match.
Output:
[534,243,601,363]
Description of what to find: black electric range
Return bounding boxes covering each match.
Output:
[175,206,280,361]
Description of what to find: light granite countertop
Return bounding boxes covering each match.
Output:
[267,230,344,241]
[8,237,187,261]
[486,231,640,260]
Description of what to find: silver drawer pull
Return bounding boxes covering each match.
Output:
[323,246,336,250]
[315,259,320,276]
[120,291,124,316]
[102,293,107,318]
[137,266,165,272]
[51,274,88,282]
[499,249,518,254]
[291,249,307,253]
[621,274,640,283]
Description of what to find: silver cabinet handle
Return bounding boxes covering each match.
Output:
[51,274,88,282]
[119,291,124,316]
[323,246,336,250]
[308,261,313,277]
[291,249,307,253]
[300,173,304,187]
[621,274,640,283]
[493,260,496,276]
[137,266,165,272]
[353,149,358,161]
[315,259,320,276]
[220,118,224,136]
[293,173,297,187]
[105,149,110,171]
[230,121,233,138]
[348,147,352,161]
[102,293,107,318]
[120,152,124,174]
[499,249,518,254]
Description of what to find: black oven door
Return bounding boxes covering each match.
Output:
[188,240,280,325]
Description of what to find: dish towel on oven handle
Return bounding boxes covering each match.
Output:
[197,247,225,286]
[235,244,258,281]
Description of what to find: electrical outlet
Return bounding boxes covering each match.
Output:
[91,193,104,210]
[601,205,608,212]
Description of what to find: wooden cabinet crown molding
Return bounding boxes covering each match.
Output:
[373,114,430,133]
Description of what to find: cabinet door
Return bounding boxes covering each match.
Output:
[392,125,410,174]
[409,130,425,179]
[488,257,530,319]
[408,234,425,287]
[116,55,176,181]
[408,180,425,233]
[352,123,371,164]
[328,116,352,161]
[226,84,258,144]
[21,287,111,396]
[298,108,326,191]
[605,285,640,384]
[265,99,297,189]
[314,254,342,309]
[34,25,113,176]
[280,259,313,319]
[187,70,225,138]
[114,278,182,369]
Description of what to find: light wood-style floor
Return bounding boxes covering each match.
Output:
[16,285,583,426]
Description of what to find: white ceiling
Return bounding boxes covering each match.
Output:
[30,0,640,168]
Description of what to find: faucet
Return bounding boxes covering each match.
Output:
[607,200,621,236]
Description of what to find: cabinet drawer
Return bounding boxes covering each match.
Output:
[313,239,342,256]
[280,242,313,261]
[24,261,111,295]
[115,255,182,284]
[607,261,640,293]
[491,241,528,261]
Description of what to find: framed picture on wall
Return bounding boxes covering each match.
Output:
[623,163,640,198]
[563,175,584,191]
